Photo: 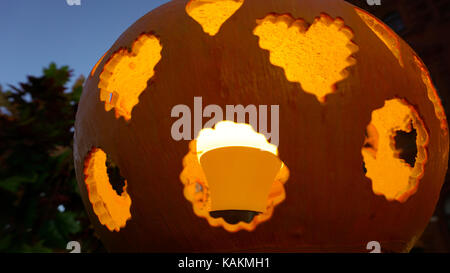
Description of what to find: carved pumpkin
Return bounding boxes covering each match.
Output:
[74,0,449,252]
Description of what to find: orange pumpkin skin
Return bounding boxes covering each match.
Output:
[74,0,449,252]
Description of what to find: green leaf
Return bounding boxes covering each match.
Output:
[43,63,71,87]
[0,174,37,193]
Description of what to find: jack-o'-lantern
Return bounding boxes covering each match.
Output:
[74,0,449,252]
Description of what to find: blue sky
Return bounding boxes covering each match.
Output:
[0,0,171,88]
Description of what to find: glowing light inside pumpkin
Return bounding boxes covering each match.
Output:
[196,121,281,213]
[196,120,277,159]
[98,34,162,121]
[355,8,404,67]
[253,13,358,103]
[362,99,429,202]
[180,121,289,232]
[413,55,448,134]
[84,148,131,231]
[186,0,244,36]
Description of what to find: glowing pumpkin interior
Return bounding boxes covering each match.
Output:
[362,99,429,202]
[253,13,358,103]
[186,0,244,36]
[179,121,289,232]
[98,34,162,121]
[83,148,131,232]
[197,121,282,213]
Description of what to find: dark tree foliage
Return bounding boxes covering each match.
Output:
[0,63,105,252]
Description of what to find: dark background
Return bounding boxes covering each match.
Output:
[0,0,449,252]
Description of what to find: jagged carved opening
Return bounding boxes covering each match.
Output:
[361,99,429,202]
[98,33,162,121]
[253,13,358,103]
[83,148,131,232]
[355,7,404,67]
[180,121,289,232]
[186,0,244,36]
[414,55,448,134]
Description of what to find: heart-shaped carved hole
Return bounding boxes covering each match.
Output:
[253,13,359,103]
